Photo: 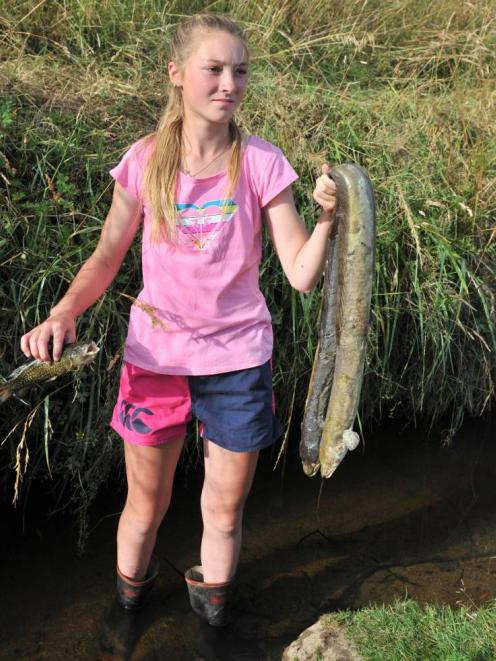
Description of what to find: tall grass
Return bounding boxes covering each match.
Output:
[0,1,495,538]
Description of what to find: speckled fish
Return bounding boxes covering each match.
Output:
[0,342,99,404]
[300,164,375,478]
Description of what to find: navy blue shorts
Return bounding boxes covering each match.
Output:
[111,360,283,453]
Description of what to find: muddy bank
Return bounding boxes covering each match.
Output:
[0,416,495,660]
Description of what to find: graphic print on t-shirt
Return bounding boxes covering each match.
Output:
[176,199,237,251]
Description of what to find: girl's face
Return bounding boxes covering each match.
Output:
[169,30,249,127]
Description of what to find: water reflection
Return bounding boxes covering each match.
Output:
[150,611,264,661]
[98,598,157,661]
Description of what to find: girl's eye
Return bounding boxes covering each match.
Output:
[205,67,248,75]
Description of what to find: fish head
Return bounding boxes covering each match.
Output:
[320,443,348,479]
[302,460,320,477]
[63,342,99,367]
[320,431,360,478]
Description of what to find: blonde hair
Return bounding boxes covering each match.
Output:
[142,14,248,241]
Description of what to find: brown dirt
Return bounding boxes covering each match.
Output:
[0,416,494,660]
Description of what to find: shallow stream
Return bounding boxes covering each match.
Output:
[1,417,495,660]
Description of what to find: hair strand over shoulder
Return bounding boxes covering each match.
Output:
[142,14,248,242]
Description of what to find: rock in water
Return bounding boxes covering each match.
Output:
[282,617,363,661]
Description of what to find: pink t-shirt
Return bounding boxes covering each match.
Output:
[109,135,298,375]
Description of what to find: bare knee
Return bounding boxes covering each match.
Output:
[123,490,172,536]
[200,489,245,537]
[121,437,184,537]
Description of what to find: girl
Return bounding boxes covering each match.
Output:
[20,14,336,627]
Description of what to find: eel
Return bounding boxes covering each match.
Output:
[300,164,376,478]
[300,218,340,476]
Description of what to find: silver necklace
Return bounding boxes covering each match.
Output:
[182,144,231,178]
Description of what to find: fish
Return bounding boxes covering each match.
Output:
[0,342,99,404]
[300,225,340,476]
[300,164,375,478]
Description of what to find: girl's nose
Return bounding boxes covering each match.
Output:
[220,69,237,93]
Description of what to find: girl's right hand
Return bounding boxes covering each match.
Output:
[20,313,77,363]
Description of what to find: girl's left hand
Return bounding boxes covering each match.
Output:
[313,163,337,217]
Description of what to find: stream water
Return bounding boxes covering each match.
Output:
[0,416,495,660]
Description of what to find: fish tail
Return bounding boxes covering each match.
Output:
[0,383,12,404]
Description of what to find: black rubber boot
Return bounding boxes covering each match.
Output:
[185,565,233,627]
[116,554,160,611]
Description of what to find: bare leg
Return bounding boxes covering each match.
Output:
[117,437,184,580]
[200,439,259,583]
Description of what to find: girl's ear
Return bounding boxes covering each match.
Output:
[168,61,182,88]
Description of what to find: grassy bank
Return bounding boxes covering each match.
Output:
[0,1,495,537]
[329,598,496,660]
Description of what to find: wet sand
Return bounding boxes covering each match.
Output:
[0,416,495,660]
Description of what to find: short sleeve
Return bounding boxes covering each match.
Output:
[109,140,147,201]
[248,140,299,208]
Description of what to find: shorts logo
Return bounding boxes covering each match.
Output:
[119,400,153,434]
